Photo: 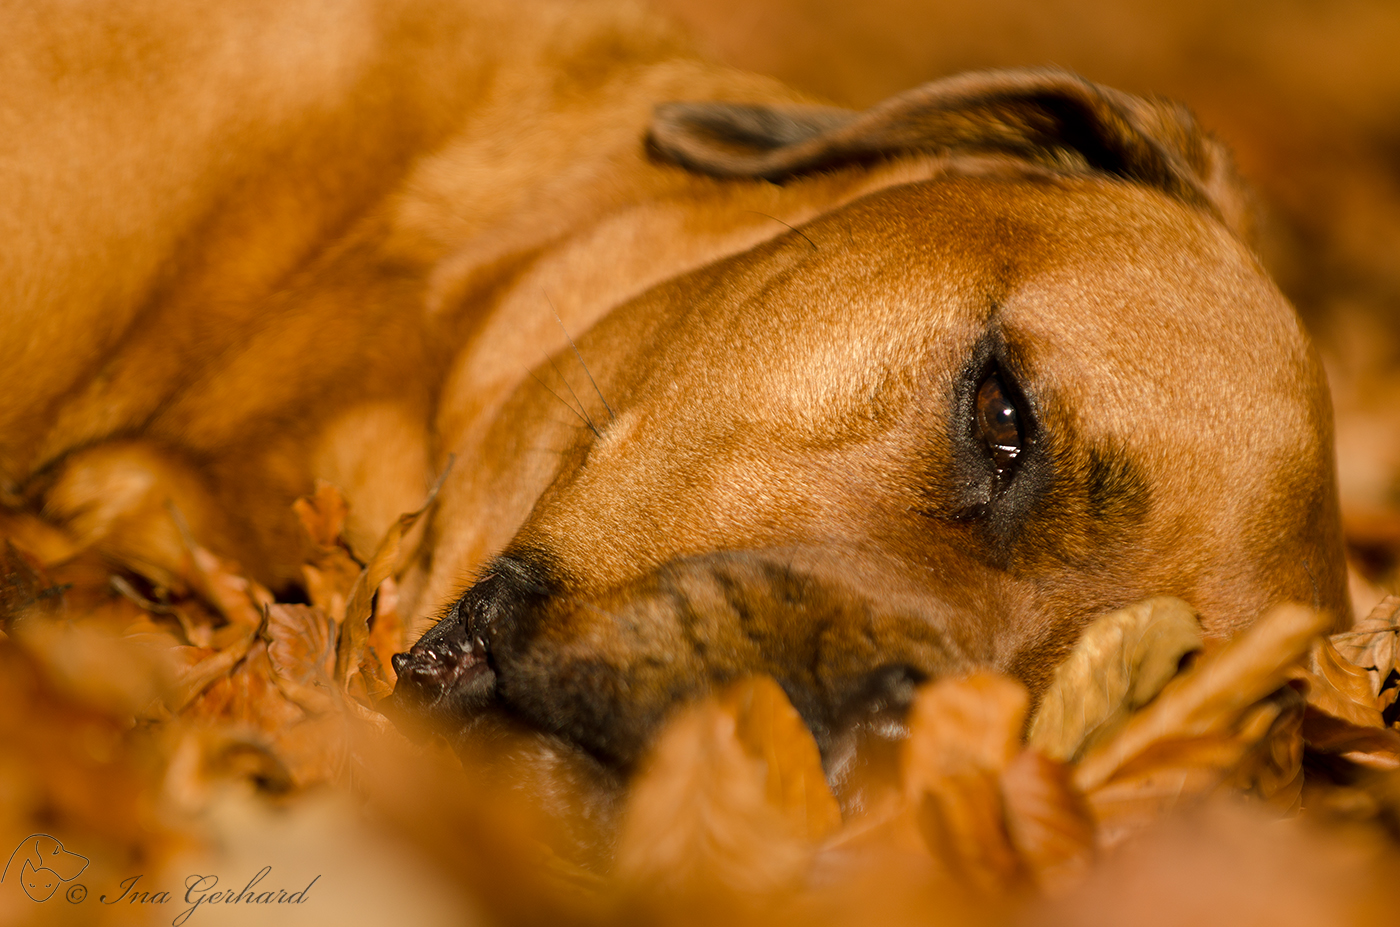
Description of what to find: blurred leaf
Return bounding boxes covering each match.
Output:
[1000,749,1096,894]
[293,479,351,550]
[902,672,1029,891]
[722,676,842,842]
[616,678,819,898]
[1028,597,1203,761]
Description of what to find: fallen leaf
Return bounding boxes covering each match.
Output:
[165,637,256,712]
[367,574,407,684]
[335,477,443,683]
[293,479,351,549]
[722,676,842,842]
[181,538,271,634]
[616,678,819,898]
[1000,749,1096,894]
[1027,597,1203,762]
[1291,633,1400,770]
[1072,605,1326,843]
[183,640,307,738]
[295,481,362,623]
[1331,594,1399,703]
[901,672,1029,892]
[263,603,339,714]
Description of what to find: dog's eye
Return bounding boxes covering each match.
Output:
[975,373,1022,471]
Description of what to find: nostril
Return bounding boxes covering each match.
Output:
[390,651,411,676]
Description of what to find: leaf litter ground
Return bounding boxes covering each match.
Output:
[1,483,1399,927]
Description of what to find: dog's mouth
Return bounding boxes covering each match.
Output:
[387,548,970,773]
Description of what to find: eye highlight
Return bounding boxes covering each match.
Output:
[975,373,1023,472]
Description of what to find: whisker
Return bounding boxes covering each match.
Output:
[545,292,616,424]
[748,210,818,251]
[525,362,600,438]
[543,350,601,438]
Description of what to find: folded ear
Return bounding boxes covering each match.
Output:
[649,68,1256,244]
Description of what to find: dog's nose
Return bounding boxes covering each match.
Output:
[390,608,498,718]
[389,552,557,725]
[392,631,494,706]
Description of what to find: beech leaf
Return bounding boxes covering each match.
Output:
[335,473,445,683]
[616,678,821,897]
[1331,594,1399,701]
[1028,597,1203,761]
[901,672,1029,890]
[1072,604,1325,842]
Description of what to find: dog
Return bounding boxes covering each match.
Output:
[1,0,1348,773]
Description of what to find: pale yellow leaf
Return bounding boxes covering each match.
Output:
[1028,597,1203,761]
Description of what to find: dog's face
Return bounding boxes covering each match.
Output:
[393,74,1348,769]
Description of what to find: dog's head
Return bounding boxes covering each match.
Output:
[391,70,1347,769]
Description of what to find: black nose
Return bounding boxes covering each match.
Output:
[387,552,556,725]
[389,605,497,718]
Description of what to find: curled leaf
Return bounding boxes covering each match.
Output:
[1072,604,1325,843]
[1331,594,1399,702]
[335,474,444,684]
[1028,597,1203,761]
[1000,750,1096,894]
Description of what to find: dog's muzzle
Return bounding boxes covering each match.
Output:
[388,555,553,731]
[387,547,968,770]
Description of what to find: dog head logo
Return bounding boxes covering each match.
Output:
[3,835,88,902]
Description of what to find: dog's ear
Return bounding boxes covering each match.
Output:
[649,69,1256,244]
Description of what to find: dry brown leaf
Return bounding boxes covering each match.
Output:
[293,479,351,549]
[335,481,441,683]
[184,542,271,633]
[901,672,1029,891]
[615,678,819,898]
[183,640,307,737]
[722,676,843,842]
[1331,593,1399,702]
[1308,634,1380,714]
[1000,750,1096,894]
[1290,634,1400,769]
[367,574,407,684]
[165,636,256,711]
[264,603,339,714]
[1028,597,1203,761]
[295,482,363,623]
[1072,605,1325,842]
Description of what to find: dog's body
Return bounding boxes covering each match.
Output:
[3,0,1348,768]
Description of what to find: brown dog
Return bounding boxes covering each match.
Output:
[1,0,1347,770]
